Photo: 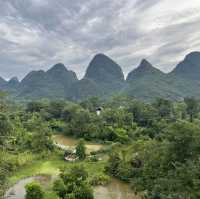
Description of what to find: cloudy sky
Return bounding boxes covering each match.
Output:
[0,0,200,80]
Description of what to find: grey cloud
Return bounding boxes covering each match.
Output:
[0,0,200,80]
[134,0,161,11]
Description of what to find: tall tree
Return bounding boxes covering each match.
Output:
[0,91,8,112]
[0,113,12,147]
[26,101,45,113]
[184,97,199,122]
[26,114,54,152]
[153,98,173,119]
[76,139,86,160]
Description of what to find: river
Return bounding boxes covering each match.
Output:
[5,176,139,199]
[95,178,139,199]
[53,134,104,154]
[5,176,51,199]
[53,134,139,198]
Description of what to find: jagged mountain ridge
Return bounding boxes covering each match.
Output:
[0,77,7,89]
[85,54,125,84]
[125,59,183,101]
[8,77,20,86]
[127,59,165,82]
[82,54,125,97]
[171,51,200,80]
[1,51,200,101]
[17,64,78,99]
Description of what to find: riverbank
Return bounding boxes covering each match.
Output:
[5,135,139,199]
[7,152,106,185]
[5,152,107,199]
[6,175,139,199]
[53,134,104,154]
[6,153,139,199]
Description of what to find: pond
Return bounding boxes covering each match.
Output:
[53,134,103,154]
[5,176,139,199]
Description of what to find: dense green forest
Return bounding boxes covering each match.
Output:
[1,91,200,199]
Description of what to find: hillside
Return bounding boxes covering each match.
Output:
[85,54,125,84]
[0,77,7,89]
[1,51,200,101]
[171,51,200,80]
[124,59,182,101]
[168,51,200,98]
[17,64,78,100]
[84,54,125,95]
[68,78,101,101]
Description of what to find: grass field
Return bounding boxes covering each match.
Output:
[8,151,107,185]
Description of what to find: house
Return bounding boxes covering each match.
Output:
[96,107,103,116]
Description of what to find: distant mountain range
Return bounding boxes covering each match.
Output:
[1,51,200,101]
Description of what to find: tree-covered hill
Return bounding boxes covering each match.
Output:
[0,77,7,89]
[68,78,101,101]
[124,59,183,101]
[1,51,200,101]
[17,63,78,100]
[171,51,200,80]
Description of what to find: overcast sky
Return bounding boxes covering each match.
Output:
[0,0,200,80]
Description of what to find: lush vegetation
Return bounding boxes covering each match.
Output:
[104,97,200,198]
[25,182,44,199]
[53,165,94,199]
[0,92,55,198]
[1,91,200,198]
[76,139,86,160]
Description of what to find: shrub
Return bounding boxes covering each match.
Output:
[25,182,44,199]
[89,174,110,186]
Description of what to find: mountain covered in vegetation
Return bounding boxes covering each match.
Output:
[7,77,20,88]
[1,51,200,101]
[125,59,182,101]
[171,51,200,80]
[70,54,125,100]
[16,63,78,99]
[0,77,7,88]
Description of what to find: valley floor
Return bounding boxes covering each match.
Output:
[5,136,139,199]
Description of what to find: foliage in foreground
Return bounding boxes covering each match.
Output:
[1,93,200,198]
[75,139,86,160]
[25,182,44,199]
[53,165,94,199]
[106,121,200,198]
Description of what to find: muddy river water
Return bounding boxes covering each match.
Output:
[5,176,51,199]
[5,176,139,199]
[53,134,103,154]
